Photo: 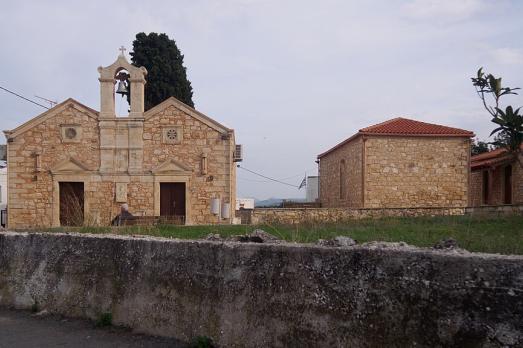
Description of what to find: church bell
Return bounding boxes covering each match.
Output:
[116,81,128,97]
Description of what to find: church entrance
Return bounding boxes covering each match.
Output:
[160,183,186,224]
[59,182,84,226]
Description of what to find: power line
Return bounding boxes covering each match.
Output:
[237,165,300,188]
[0,85,50,110]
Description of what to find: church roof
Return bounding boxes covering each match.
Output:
[4,98,99,139]
[144,96,232,134]
[318,117,474,159]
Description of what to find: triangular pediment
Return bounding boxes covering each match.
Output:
[144,97,231,134]
[50,157,91,173]
[152,159,192,174]
[5,98,98,139]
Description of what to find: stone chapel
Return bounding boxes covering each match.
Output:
[4,50,238,228]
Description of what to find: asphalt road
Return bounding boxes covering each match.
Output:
[0,308,186,348]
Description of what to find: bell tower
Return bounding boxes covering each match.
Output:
[97,47,147,118]
[97,48,147,174]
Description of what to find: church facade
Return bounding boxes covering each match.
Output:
[4,52,237,228]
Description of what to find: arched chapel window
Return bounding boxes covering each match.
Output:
[339,159,347,200]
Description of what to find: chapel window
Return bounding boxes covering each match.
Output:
[339,159,347,200]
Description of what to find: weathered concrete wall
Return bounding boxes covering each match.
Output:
[364,136,470,208]
[1,232,521,347]
[251,206,465,225]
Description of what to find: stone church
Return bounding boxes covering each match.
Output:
[4,51,238,228]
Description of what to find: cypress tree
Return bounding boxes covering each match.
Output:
[129,32,194,110]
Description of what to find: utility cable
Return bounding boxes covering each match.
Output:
[0,85,50,110]
[237,165,300,188]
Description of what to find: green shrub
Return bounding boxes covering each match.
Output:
[189,335,215,348]
[95,312,112,327]
[31,300,39,313]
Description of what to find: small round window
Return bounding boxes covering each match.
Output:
[166,129,177,140]
[65,128,77,139]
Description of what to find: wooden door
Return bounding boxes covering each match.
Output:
[59,182,84,226]
[160,183,186,219]
[504,165,512,204]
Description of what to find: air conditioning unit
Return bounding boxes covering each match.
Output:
[234,144,243,162]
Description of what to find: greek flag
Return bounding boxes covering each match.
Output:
[298,176,306,189]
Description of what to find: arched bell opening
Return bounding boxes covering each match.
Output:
[114,68,130,117]
[98,48,147,118]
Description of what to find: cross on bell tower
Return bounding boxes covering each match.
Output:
[97,48,147,119]
[118,46,126,57]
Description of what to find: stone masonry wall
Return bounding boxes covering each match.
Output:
[250,206,465,224]
[319,136,363,208]
[469,170,483,206]
[0,232,521,347]
[7,104,100,228]
[469,158,523,207]
[143,105,235,224]
[364,136,470,208]
[7,101,235,228]
[514,158,523,204]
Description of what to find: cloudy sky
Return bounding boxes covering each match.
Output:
[1,0,522,199]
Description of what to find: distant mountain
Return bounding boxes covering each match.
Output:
[254,197,306,207]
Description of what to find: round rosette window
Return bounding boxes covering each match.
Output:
[166,128,178,140]
[65,127,77,139]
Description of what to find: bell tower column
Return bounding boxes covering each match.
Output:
[129,76,146,118]
[97,48,148,174]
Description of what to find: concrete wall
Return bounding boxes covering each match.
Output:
[2,232,521,347]
[364,136,470,208]
[305,176,318,202]
[319,136,363,208]
[251,206,465,224]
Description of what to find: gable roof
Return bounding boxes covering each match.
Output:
[318,117,474,159]
[470,144,522,170]
[4,98,99,139]
[360,117,475,136]
[144,96,231,134]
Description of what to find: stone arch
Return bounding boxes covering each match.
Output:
[98,52,147,118]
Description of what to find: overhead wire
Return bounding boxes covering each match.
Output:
[237,165,300,188]
[0,85,50,110]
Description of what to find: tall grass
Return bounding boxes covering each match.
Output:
[34,215,523,255]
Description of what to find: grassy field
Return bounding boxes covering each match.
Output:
[34,214,523,255]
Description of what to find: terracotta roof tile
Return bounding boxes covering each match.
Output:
[318,117,474,158]
[470,144,522,169]
[360,117,474,136]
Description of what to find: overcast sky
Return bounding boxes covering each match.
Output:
[1,0,522,199]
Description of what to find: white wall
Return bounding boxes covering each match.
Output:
[236,198,255,210]
[306,176,319,202]
[0,167,6,209]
